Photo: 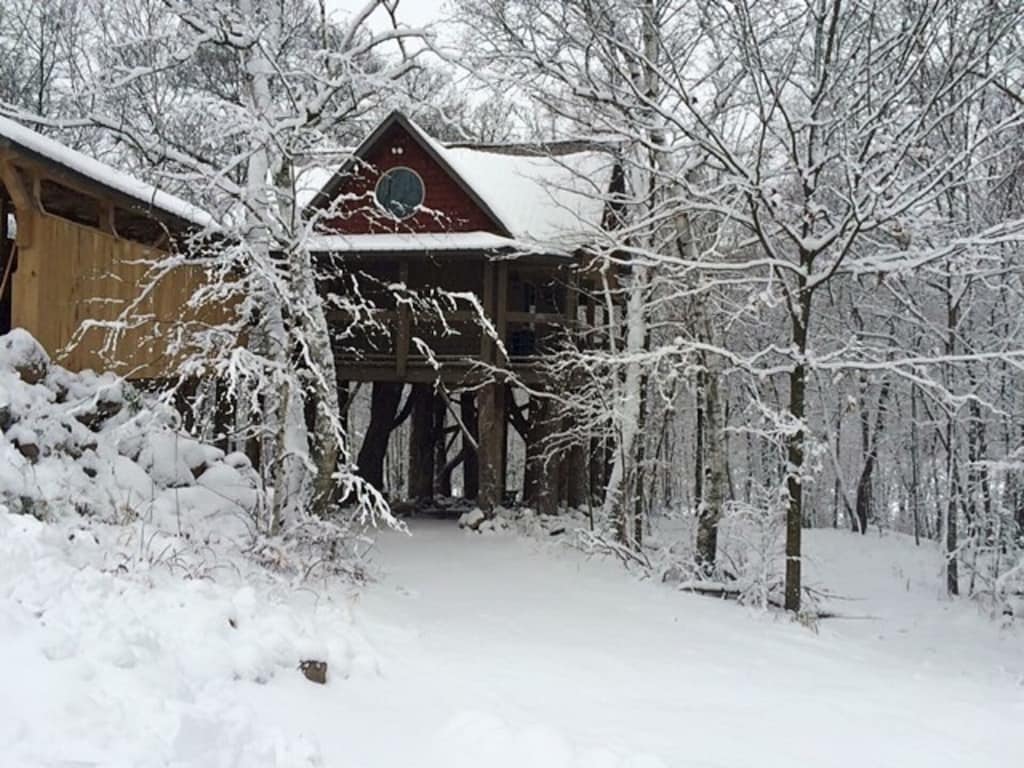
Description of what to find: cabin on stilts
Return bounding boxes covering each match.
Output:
[0,115,216,380]
[302,111,618,513]
[0,110,619,516]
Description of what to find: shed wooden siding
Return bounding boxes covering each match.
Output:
[322,122,501,235]
[12,209,222,379]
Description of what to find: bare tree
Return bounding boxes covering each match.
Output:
[3,0,431,530]
[457,0,1024,612]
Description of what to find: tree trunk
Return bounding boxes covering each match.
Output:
[522,395,544,508]
[477,380,506,512]
[529,395,560,515]
[946,482,961,596]
[240,0,297,530]
[565,440,588,510]
[356,382,403,492]
[434,399,450,497]
[604,263,647,546]
[460,392,479,499]
[832,407,842,529]
[784,275,813,613]
[910,384,921,546]
[408,384,437,502]
[696,355,725,573]
[294,244,344,516]
[694,367,706,512]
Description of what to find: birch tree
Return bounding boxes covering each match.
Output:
[3,0,430,530]
[458,0,1024,612]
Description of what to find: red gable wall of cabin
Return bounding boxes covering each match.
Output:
[319,123,501,235]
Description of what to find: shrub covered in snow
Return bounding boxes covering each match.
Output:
[0,329,374,582]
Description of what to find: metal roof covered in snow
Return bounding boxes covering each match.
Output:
[0,114,214,229]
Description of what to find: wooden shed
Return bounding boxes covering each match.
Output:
[0,116,215,379]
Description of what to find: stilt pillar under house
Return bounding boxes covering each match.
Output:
[476,380,507,512]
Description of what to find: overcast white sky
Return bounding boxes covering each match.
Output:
[326,0,448,30]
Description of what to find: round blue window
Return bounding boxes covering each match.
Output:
[375,167,424,219]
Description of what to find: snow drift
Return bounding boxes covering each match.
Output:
[0,329,374,767]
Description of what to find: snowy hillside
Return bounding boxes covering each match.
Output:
[0,329,1021,766]
[0,329,372,766]
[3,510,1022,766]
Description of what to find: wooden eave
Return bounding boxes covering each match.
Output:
[309,247,574,267]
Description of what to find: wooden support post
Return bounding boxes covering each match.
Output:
[0,156,36,248]
[461,391,479,500]
[0,198,11,334]
[396,261,410,377]
[433,394,448,496]
[408,383,436,502]
[0,156,34,211]
[480,260,495,361]
[496,262,509,365]
[566,267,579,326]
[476,380,506,512]
[500,397,509,499]
[522,389,575,514]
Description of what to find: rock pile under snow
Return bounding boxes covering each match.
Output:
[0,330,378,766]
[0,329,260,536]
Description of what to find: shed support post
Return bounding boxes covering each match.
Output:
[477,380,506,512]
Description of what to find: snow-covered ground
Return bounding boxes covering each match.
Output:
[3,510,1021,768]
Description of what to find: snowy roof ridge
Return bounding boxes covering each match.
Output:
[444,138,616,157]
[0,114,214,229]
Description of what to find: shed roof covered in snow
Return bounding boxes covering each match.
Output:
[302,111,616,253]
[0,115,213,230]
